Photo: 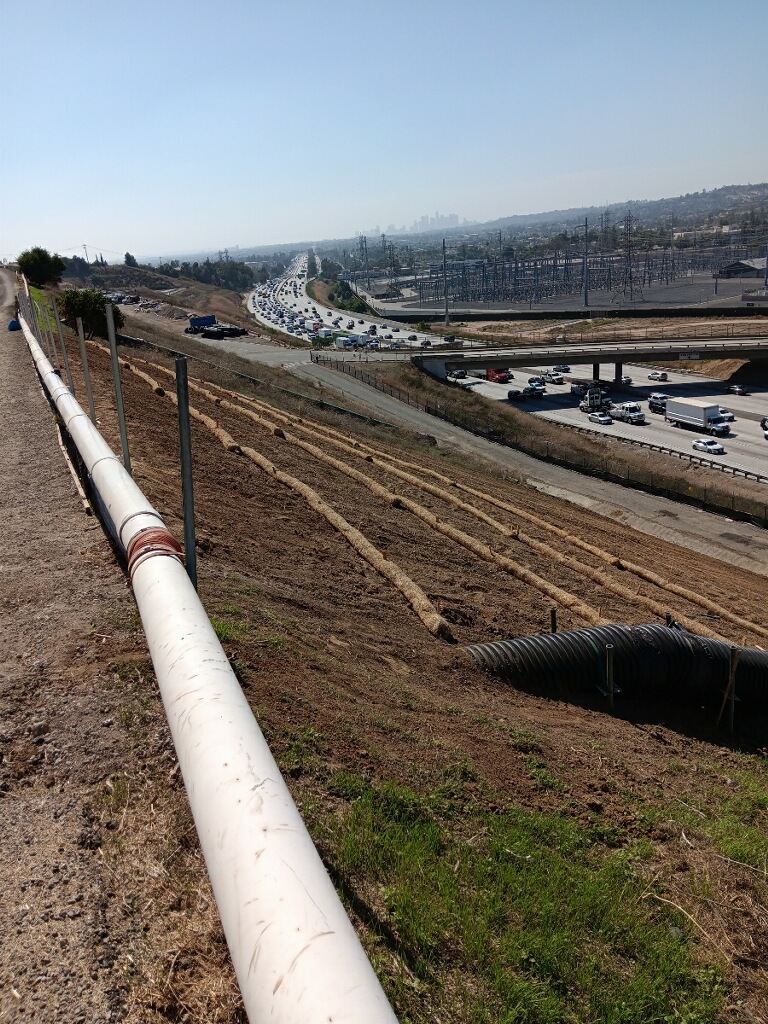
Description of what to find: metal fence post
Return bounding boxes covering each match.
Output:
[105,303,132,475]
[52,297,75,393]
[606,644,614,710]
[76,318,97,423]
[176,356,198,590]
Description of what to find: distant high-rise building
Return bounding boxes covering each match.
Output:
[406,211,461,234]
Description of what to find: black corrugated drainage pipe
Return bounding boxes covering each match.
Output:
[466,623,768,709]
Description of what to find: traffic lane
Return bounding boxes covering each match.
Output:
[457,376,768,472]
[524,361,767,421]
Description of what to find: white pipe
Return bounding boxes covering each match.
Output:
[19,315,399,1024]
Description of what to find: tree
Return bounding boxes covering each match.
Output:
[124,252,138,267]
[58,288,124,339]
[17,247,66,287]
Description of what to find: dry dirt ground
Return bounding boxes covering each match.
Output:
[2,282,768,1021]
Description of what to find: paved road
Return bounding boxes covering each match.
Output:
[0,268,16,309]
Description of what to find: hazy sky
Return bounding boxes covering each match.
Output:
[2,0,766,260]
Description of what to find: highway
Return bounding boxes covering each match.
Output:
[248,254,444,350]
[244,256,768,481]
[459,363,768,479]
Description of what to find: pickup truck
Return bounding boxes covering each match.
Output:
[610,402,646,425]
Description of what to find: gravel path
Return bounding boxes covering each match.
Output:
[0,284,139,1022]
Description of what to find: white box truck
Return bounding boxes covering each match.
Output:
[664,398,730,436]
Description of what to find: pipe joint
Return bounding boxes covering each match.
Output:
[126,527,184,580]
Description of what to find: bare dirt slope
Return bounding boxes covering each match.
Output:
[2,285,767,1021]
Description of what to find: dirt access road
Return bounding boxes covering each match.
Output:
[2,284,768,1021]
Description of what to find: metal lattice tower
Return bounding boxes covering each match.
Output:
[358,235,371,290]
[614,212,643,303]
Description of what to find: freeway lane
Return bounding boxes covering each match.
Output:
[462,372,768,478]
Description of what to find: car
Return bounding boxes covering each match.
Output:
[358,319,364,324]
[528,376,544,385]
[588,412,613,425]
[648,371,668,382]
[692,438,726,455]
[726,384,749,396]
[717,407,735,422]
[543,372,564,384]
[347,320,355,329]
[443,334,455,343]
[420,339,432,347]
[621,375,633,385]
[389,341,402,350]
[553,363,571,372]
[507,388,524,400]
[407,334,417,341]
[392,327,400,332]
[383,333,393,340]
[448,368,467,379]
[521,385,543,398]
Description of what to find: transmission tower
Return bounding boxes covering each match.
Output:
[614,212,643,303]
[386,243,398,296]
[359,234,371,290]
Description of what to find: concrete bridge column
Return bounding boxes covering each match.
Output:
[592,362,600,381]
[614,362,623,383]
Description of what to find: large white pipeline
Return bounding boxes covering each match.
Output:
[20,315,399,1024]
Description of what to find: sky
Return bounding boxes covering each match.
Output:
[2,0,766,261]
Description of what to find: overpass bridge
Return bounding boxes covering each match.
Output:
[414,336,768,381]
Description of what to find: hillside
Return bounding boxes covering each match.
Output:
[459,182,768,235]
[19,304,766,1022]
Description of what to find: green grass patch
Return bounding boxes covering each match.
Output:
[329,777,727,1022]
[673,762,768,870]
[29,286,57,334]
[209,613,250,644]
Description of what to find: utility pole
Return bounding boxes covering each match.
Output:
[83,244,89,264]
[443,238,449,327]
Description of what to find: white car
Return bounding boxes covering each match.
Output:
[717,407,735,422]
[648,371,668,382]
[692,438,725,455]
[621,375,633,385]
[588,412,613,425]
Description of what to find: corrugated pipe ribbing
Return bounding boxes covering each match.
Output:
[466,623,768,708]
[18,311,399,1024]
